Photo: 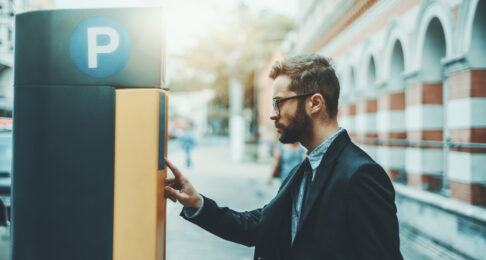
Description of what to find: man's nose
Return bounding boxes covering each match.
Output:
[270,110,278,120]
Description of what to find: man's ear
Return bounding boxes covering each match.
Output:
[309,94,325,114]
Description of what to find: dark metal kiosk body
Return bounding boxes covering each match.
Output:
[12,8,167,260]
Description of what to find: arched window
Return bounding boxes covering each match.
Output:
[349,68,356,90]
[367,57,376,88]
[469,0,486,66]
[389,40,405,90]
[421,18,446,82]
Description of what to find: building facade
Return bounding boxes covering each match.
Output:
[269,0,486,258]
[291,0,486,205]
[0,0,15,116]
[0,0,54,116]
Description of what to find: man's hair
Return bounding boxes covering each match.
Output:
[269,54,340,118]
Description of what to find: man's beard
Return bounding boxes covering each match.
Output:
[276,101,311,144]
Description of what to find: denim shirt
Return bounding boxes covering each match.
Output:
[291,128,345,244]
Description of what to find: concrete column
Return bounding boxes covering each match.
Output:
[376,91,406,181]
[355,98,378,160]
[338,102,356,139]
[230,77,245,162]
[405,76,444,191]
[446,67,486,205]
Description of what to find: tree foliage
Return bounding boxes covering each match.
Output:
[168,6,294,111]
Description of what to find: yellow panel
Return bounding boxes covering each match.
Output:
[157,90,169,260]
[158,90,169,260]
[113,89,167,260]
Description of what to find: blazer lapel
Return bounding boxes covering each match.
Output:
[297,131,351,234]
[259,160,307,247]
[260,159,306,220]
[268,160,307,208]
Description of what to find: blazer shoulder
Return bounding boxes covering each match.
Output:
[334,143,396,209]
[336,142,388,182]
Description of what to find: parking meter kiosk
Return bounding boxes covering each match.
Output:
[12,8,167,260]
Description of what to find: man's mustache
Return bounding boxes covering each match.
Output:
[275,122,284,129]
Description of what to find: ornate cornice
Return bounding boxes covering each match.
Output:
[403,70,420,87]
[306,0,378,54]
[442,55,470,76]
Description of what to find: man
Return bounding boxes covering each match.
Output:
[165,54,402,259]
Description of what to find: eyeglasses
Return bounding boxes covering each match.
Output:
[272,92,315,115]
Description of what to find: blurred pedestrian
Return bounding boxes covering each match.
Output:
[270,142,305,184]
[165,54,402,259]
[179,122,195,168]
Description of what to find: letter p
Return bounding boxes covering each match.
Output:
[87,27,120,69]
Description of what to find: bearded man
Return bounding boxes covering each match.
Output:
[164,54,403,260]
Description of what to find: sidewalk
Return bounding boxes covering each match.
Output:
[166,137,278,260]
[0,226,7,260]
[167,137,460,260]
[0,137,462,259]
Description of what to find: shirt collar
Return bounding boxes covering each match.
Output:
[306,128,345,170]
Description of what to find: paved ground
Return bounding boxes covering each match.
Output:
[0,137,468,259]
[166,137,461,260]
[167,138,470,260]
[165,137,277,260]
[0,227,7,260]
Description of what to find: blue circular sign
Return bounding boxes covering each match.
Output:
[69,16,131,78]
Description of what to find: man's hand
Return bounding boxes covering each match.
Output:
[164,159,201,209]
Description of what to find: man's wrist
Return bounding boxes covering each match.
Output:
[193,194,202,209]
[183,194,204,218]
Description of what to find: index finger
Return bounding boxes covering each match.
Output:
[165,158,183,179]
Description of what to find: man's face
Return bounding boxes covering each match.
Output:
[270,75,311,143]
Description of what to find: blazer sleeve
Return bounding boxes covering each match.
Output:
[180,194,262,247]
[346,163,403,260]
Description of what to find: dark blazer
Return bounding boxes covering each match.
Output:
[182,130,402,260]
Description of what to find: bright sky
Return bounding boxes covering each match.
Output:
[54,0,297,55]
[53,0,296,83]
